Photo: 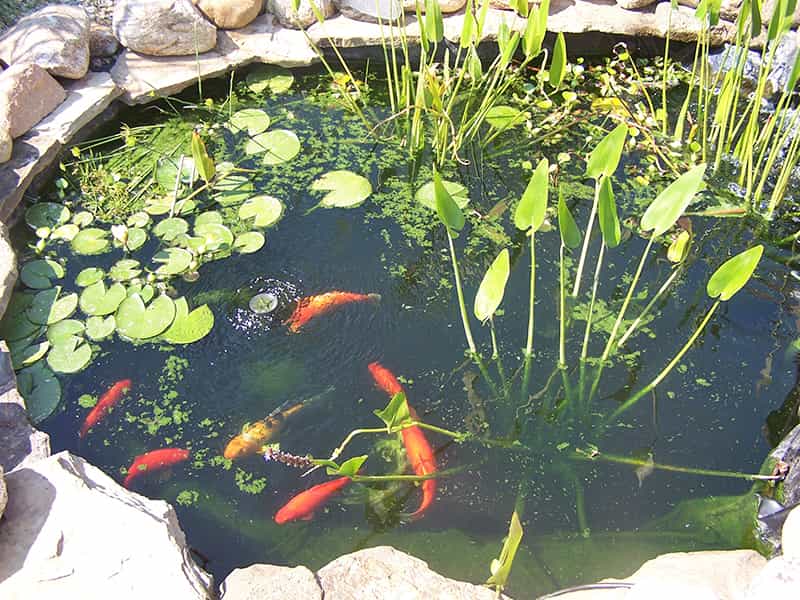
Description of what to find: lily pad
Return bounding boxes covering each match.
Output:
[46,319,85,345]
[145,195,196,216]
[126,227,148,251]
[0,312,41,342]
[249,292,278,314]
[213,175,254,206]
[11,340,50,369]
[109,259,142,282]
[229,108,271,135]
[17,362,61,424]
[80,281,127,316]
[233,231,265,254]
[246,65,294,94]
[195,223,234,251]
[20,260,64,289]
[25,202,70,230]
[195,211,223,227]
[51,224,80,241]
[85,315,116,341]
[177,235,207,253]
[72,211,94,227]
[71,228,110,255]
[126,283,155,303]
[47,335,92,374]
[162,297,214,344]
[153,247,193,276]
[485,105,526,129]
[416,180,470,210]
[116,294,176,339]
[155,156,196,191]
[262,130,301,165]
[75,267,105,287]
[153,217,189,241]
[312,170,372,208]
[27,287,78,325]
[239,195,284,228]
[127,211,151,228]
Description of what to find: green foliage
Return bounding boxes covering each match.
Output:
[557,190,581,249]
[311,170,372,209]
[433,170,465,232]
[597,176,621,248]
[706,245,763,301]
[20,260,64,289]
[514,158,548,231]
[474,249,510,323]
[162,298,215,344]
[374,392,412,430]
[486,511,524,591]
[641,165,706,237]
[585,123,627,180]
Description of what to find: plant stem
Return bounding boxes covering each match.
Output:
[580,242,605,360]
[447,229,477,354]
[559,242,567,367]
[617,265,682,348]
[525,232,536,358]
[571,181,600,298]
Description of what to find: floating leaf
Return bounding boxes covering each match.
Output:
[20,260,64,289]
[127,211,150,228]
[72,211,94,227]
[213,175,254,206]
[162,297,214,344]
[47,335,92,373]
[153,247,193,276]
[229,108,271,135]
[126,283,155,303]
[80,281,126,316]
[597,176,621,248]
[191,131,215,183]
[258,130,301,165]
[195,211,223,227]
[144,195,196,216]
[126,227,148,251]
[239,196,284,227]
[17,362,61,424]
[706,245,763,301]
[246,64,294,94]
[116,294,176,339]
[153,217,189,241]
[109,259,142,282]
[46,319,85,345]
[0,312,41,341]
[11,340,50,369]
[51,224,79,241]
[75,267,105,287]
[25,202,70,230]
[586,123,628,180]
[416,180,470,210]
[474,249,510,323]
[177,235,207,253]
[28,287,78,325]
[374,392,412,430]
[233,231,265,254]
[195,223,234,252]
[85,315,116,341]
[667,230,691,263]
[641,164,706,238]
[485,106,525,129]
[155,156,196,192]
[312,170,372,209]
[514,158,548,231]
[71,228,110,255]
[557,189,581,249]
[433,170,465,232]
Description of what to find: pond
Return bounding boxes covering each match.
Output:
[3,62,799,595]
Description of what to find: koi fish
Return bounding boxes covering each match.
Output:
[79,379,132,438]
[367,362,437,519]
[274,476,353,524]
[123,448,190,489]
[285,291,381,333]
[224,387,334,460]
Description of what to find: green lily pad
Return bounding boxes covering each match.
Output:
[116,294,176,339]
[75,267,105,287]
[176,235,207,253]
[0,312,41,342]
[20,260,64,289]
[126,283,155,303]
[416,180,470,210]
[262,130,301,165]
[213,175,254,206]
[7,329,45,355]
[85,315,116,341]
[126,227,148,251]
[17,362,61,424]
[229,108,271,135]
[109,259,142,282]
[145,195,196,216]
[153,247,193,276]
[72,211,94,227]
[71,228,110,255]
[127,211,151,228]
[46,319,85,345]
[312,170,372,208]
[27,287,78,325]
[47,335,92,374]
[51,224,80,241]
[11,340,50,369]
[485,105,526,129]
[239,195,284,228]
[25,202,70,230]
[153,217,189,241]
[195,223,234,251]
[162,297,214,344]
[155,156,196,192]
[80,281,127,316]
[246,65,294,94]
[233,231,265,254]
[195,211,223,227]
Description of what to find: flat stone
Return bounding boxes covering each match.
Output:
[783,507,800,559]
[334,0,403,23]
[308,14,422,47]
[222,14,318,65]
[743,555,800,599]
[113,0,218,57]
[221,564,322,600]
[267,0,337,29]
[0,465,6,521]
[0,64,66,139]
[0,122,10,164]
[616,0,658,9]
[677,0,742,21]
[0,128,62,223]
[0,451,214,599]
[403,0,467,12]
[89,23,120,58]
[0,223,16,317]
[0,5,90,79]
[194,0,264,29]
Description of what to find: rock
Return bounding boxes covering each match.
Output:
[743,555,800,599]
[0,466,6,521]
[0,64,66,139]
[267,0,336,28]
[403,0,467,13]
[783,507,800,559]
[194,0,264,29]
[89,23,120,58]
[616,0,658,9]
[221,564,322,599]
[0,451,213,599]
[112,0,218,57]
[763,0,800,29]
[334,0,403,23]
[316,546,509,600]
[0,5,90,79]
[0,224,16,317]
[678,0,743,21]
[0,122,10,164]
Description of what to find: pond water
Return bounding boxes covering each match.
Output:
[5,65,800,595]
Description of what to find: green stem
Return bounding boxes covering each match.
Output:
[573,474,590,537]
[580,242,605,360]
[617,266,682,348]
[447,229,477,354]
[489,319,500,360]
[571,181,600,298]
[559,242,567,367]
[525,232,536,358]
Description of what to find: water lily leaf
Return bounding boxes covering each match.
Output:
[109,259,142,282]
[17,363,61,424]
[20,260,64,289]
[239,195,284,227]
[474,249,510,323]
[229,108,271,135]
[80,281,126,316]
[485,105,525,129]
[85,315,116,341]
[177,235,207,253]
[126,227,148,251]
[116,294,176,339]
[374,392,412,430]
[558,189,581,249]
[127,211,151,228]
[433,170,465,232]
[155,156,196,192]
[706,245,763,301]
[246,65,294,94]
[248,130,300,165]
[195,211,223,227]
[144,195,196,216]
[28,287,78,325]
[586,123,628,180]
[46,319,85,345]
[213,175,254,206]
[75,267,105,287]
[416,180,469,211]
[126,283,155,303]
[153,247,193,276]
[71,228,110,255]
[312,170,372,209]
[597,176,621,248]
[641,164,706,238]
[25,202,70,230]
[51,224,80,241]
[233,231,265,254]
[11,340,50,369]
[514,158,548,231]
[0,311,41,341]
[195,223,234,251]
[47,335,92,374]
[72,211,94,227]
[153,217,189,241]
[162,297,214,344]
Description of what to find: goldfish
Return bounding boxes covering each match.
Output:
[368,362,437,519]
[79,379,132,438]
[285,291,380,333]
[224,387,334,460]
[274,476,353,524]
[123,448,190,489]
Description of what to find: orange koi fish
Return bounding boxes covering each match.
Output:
[368,362,437,519]
[79,379,132,438]
[274,476,353,524]
[123,448,189,489]
[285,291,381,333]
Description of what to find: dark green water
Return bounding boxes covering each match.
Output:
[13,68,800,595]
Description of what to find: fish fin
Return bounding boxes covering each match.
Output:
[301,513,314,521]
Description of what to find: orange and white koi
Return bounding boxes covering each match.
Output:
[123,447,189,489]
[285,291,380,333]
[79,379,132,438]
[274,476,353,524]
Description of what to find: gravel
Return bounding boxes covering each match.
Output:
[0,0,114,32]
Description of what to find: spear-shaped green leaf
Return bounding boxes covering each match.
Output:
[597,176,621,248]
[374,392,412,430]
[641,164,706,237]
[585,123,628,180]
[434,170,465,232]
[191,131,215,183]
[706,245,763,301]
[548,32,567,87]
[474,249,510,323]
[486,511,524,590]
[332,455,367,477]
[514,158,549,231]
[558,189,581,249]
[425,0,444,43]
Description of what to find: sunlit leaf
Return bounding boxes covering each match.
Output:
[47,335,92,374]
[154,156,196,192]
[597,176,621,248]
[586,123,628,180]
[312,170,372,209]
[485,106,526,130]
[195,211,223,227]
[233,231,266,254]
[153,217,189,241]
[416,179,469,210]
[486,511,524,589]
[127,211,150,228]
[116,294,176,339]
[548,32,567,87]
[191,131,215,183]
[51,224,79,241]
[11,340,50,369]
[374,391,412,430]
[557,189,581,249]
[153,247,194,275]
[85,315,116,341]
[75,267,105,287]
[667,230,691,263]
[27,287,78,325]
[244,130,300,165]
[20,260,64,289]
[246,65,294,94]
[79,281,126,316]
[334,455,367,477]
[213,175,254,206]
[239,195,284,227]
[706,245,763,301]
[71,228,110,255]
[514,158,548,231]
[109,259,142,282]
[474,249,510,323]
[46,319,84,345]
[25,202,70,230]
[162,297,214,344]
[425,0,444,43]
[195,223,234,252]
[641,164,706,237]
[433,170,465,232]
[229,108,271,135]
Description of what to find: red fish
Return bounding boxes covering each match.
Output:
[79,379,132,438]
[274,476,352,524]
[285,291,380,333]
[123,448,190,489]
[368,362,437,519]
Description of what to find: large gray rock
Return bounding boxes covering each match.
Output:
[0,5,90,80]
[221,564,322,599]
[334,0,403,22]
[616,0,658,9]
[0,63,66,139]
[678,0,742,21]
[89,23,120,58]
[0,451,213,599]
[403,0,467,12]
[0,122,9,165]
[783,507,800,559]
[113,0,218,57]
[0,465,6,521]
[0,223,16,318]
[194,0,264,29]
[743,555,800,599]
[267,0,336,28]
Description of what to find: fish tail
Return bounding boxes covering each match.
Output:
[297,386,336,409]
[367,293,381,303]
